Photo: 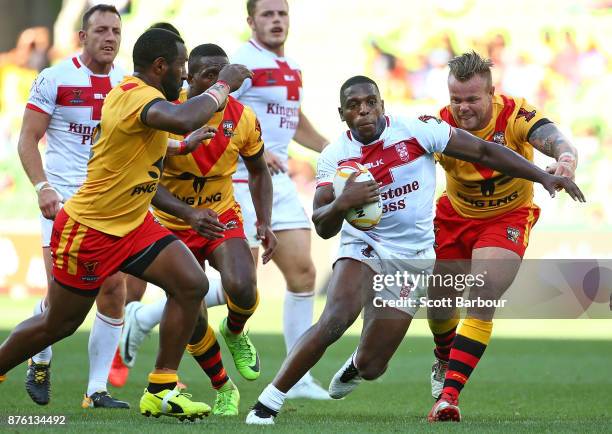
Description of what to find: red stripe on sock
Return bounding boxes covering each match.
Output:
[211,368,228,388]
[451,348,480,368]
[198,351,221,369]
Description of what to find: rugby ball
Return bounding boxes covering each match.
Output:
[332,161,382,231]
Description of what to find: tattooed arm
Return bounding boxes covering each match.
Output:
[528,122,578,179]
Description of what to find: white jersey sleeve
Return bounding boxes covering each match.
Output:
[27,68,57,115]
[315,144,340,187]
[401,115,451,153]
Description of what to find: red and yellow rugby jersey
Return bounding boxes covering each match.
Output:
[154,95,264,231]
[64,76,168,236]
[436,94,549,219]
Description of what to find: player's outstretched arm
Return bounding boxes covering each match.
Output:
[293,110,329,152]
[245,152,277,263]
[312,173,380,239]
[528,122,578,180]
[152,185,226,239]
[17,108,63,219]
[144,64,253,135]
[443,128,585,202]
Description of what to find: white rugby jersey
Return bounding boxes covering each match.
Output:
[231,39,302,180]
[316,115,451,254]
[27,56,125,187]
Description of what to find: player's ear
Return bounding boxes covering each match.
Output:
[78,29,87,45]
[152,57,167,75]
[247,16,255,31]
[381,99,385,114]
[338,107,345,122]
[489,85,495,97]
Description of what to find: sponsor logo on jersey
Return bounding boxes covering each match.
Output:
[492,131,506,145]
[223,120,235,138]
[517,107,536,122]
[506,226,520,243]
[70,89,84,104]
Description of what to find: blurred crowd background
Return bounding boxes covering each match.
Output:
[0,0,610,298]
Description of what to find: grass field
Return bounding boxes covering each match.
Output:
[1,324,611,433]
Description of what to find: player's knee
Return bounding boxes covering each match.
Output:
[47,316,81,340]
[355,353,387,380]
[223,274,257,308]
[286,261,316,293]
[177,268,208,302]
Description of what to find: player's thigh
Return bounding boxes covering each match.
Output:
[138,239,207,300]
[318,259,372,331]
[468,246,521,319]
[46,280,97,336]
[209,238,256,298]
[272,229,315,280]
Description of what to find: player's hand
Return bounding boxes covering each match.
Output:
[540,174,586,202]
[218,64,253,92]
[256,222,277,264]
[546,160,576,181]
[265,151,286,174]
[38,187,63,220]
[186,208,227,239]
[184,125,217,153]
[336,172,380,210]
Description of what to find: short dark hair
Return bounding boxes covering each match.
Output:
[339,75,379,105]
[133,29,184,71]
[448,50,493,87]
[247,0,288,17]
[82,4,121,30]
[188,44,228,74]
[149,22,181,37]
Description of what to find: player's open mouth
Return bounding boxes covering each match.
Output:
[270,27,284,35]
[102,46,114,52]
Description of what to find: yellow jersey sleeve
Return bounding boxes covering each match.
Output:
[506,97,550,149]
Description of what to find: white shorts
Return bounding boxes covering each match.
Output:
[233,173,310,248]
[335,241,435,317]
[40,184,78,247]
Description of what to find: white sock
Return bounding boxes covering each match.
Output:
[204,276,226,308]
[32,299,52,364]
[283,290,314,354]
[87,312,123,396]
[258,383,287,412]
[135,299,166,332]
